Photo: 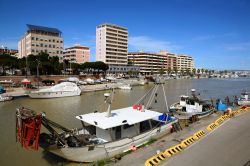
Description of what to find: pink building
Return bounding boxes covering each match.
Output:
[63,44,90,64]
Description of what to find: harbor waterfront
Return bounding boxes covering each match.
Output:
[1,78,250,166]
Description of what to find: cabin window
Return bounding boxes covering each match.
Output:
[140,120,151,133]
[123,124,134,130]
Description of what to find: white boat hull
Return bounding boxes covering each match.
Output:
[29,91,81,99]
[45,120,176,162]
[238,100,250,106]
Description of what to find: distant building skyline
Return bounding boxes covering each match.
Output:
[1,0,250,70]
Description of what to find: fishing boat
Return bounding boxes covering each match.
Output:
[16,84,178,162]
[0,95,13,102]
[238,91,250,106]
[28,82,81,99]
[169,89,214,118]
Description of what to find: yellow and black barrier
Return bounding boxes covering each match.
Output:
[163,144,183,157]
[207,122,217,131]
[180,136,196,148]
[193,130,205,140]
[220,115,229,121]
[144,152,166,166]
[214,118,224,126]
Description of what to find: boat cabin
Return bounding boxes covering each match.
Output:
[76,107,172,142]
[179,95,203,113]
[240,92,249,101]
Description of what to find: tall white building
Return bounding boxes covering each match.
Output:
[18,24,64,59]
[96,23,128,65]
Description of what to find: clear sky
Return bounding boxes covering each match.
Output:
[0,0,250,70]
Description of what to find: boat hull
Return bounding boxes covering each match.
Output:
[29,91,81,99]
[238,100,250,106]
[44,120,176,162]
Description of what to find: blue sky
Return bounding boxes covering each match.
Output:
[0,0,250,70]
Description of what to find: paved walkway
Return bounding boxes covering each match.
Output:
[162,110,250,166]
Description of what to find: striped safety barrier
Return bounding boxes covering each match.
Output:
[220,115,229,121]
[163,144,183,157]
[144,152,166,166]
[180,136,196,148]
[193,130,206,140]
[207,122,217,131]
[214,118,224,126]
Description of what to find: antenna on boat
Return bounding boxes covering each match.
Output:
[104,88,114,117]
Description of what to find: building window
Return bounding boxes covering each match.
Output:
[40,44,43,47]
[32,49,34,52]
[53,45,55,48]
[45,45,47,47]
[49,44,51,48]
[49,39,51,42]
[31,37,34,40]
[36,38,39,41]
[53,39,55,42]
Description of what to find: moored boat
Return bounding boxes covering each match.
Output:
[169,89,214,118]
[16,84,178,162]
[0,95,13,102]
[28,82,81,99]
[238,91,250,106]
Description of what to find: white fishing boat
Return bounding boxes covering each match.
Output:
[16,84,178,162]
[28,82,81,99]
[118,84,132,90]
[169,89,214,118]
[238,91,250,106]
[0,95,13,102]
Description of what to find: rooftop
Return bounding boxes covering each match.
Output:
[97,23,128,31]
[27,24,62,34]
[76,106,162,130]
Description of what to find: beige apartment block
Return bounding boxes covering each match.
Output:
[96,23,128,65]
[177,55,194,72]
[159,50,178,71]
[18,24,64,59]
[63,44,90,64]
[128,51,167,75]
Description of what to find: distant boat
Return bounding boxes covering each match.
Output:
[118,83,132,90]
[0,95,13,102]
[238,91,250,106]
[28,82,81,99]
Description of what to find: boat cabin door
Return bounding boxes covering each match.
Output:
[115,126,121,140]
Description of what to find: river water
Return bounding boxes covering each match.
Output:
[0,78,250,166]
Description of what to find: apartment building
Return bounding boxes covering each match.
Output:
[177,55,194,72]
[128,51,167,75]
[159,50,177,70]
[96,23,128,65]
[63,45,90,64]
[18,24,64,59]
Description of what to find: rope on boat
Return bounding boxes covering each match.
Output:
[162,84,169,112]
[133,85,155,105]
[146,85,159,109]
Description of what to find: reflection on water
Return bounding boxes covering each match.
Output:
[0,78,250,166]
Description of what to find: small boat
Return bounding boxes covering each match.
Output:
[118,84,132,90]
[28,82,81,99]
[0,95,13,102]
[85,78,95,85]
[16,85,178,162]
[169,89,214,118]
[238,91,250,106]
